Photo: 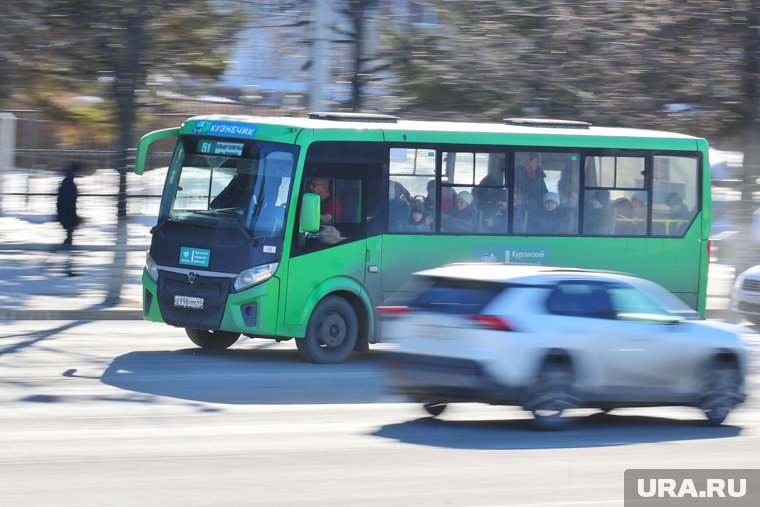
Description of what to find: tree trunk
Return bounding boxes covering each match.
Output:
[112,0,145,219]
[741,0,760,203]
[350,10,364,111]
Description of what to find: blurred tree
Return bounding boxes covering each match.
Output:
[291,0,394,111]
[0,0,244,217]
[386,0,760,198]
[333,0,397,111]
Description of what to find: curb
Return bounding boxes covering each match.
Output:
[0,308,143,321]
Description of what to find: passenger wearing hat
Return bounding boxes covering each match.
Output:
[442,190,478,233]
[528,191,569,234]
[584,189,614,235]
[403,201,432,232]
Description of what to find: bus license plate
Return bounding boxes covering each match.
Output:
[174,295,204,310]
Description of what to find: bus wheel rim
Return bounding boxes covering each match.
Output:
[318,312,346,348]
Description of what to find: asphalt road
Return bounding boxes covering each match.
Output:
[0,319,758,507]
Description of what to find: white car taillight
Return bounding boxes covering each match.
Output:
[465,314,515,332]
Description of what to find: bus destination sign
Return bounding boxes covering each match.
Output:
[197,140,244,157]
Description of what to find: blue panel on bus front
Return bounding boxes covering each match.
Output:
[179,247,211,267]
[192,120,259,138]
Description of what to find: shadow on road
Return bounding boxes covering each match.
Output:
[372,413,742,450]
[100,347,395,405]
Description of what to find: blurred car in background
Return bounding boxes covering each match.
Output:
[731,265,760,325]
[380,264,748,430]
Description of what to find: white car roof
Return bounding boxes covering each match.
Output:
[415,263,641,286]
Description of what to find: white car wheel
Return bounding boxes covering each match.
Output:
[527,361,578,431]
[700,359,742,426]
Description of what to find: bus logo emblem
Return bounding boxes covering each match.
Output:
[188,272,197,284]
[193,121,212,134]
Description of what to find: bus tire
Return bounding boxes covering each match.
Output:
[297,296,358,364]
[185,328,240,350]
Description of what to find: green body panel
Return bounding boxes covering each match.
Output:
[379,221,706,313]
[282,239,377,339]
[220,277,281,334]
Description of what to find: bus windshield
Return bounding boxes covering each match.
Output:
[159,137,297,240]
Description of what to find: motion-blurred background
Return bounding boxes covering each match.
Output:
[1,0,759,298]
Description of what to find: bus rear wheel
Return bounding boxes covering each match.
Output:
[297,296,358,364]
[185,328,240,350]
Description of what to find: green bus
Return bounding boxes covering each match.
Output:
[134,112,711,363]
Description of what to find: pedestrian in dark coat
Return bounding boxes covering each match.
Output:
[57,162,83,276]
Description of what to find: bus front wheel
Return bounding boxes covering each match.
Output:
[185,328,240,350]
[297,296,358,364]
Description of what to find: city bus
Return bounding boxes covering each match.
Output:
[134,112,711,363]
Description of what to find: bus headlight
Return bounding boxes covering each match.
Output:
[234,262,278,292]
[145,252,159,282]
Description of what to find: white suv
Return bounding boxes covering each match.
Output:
[381,264,748,430]
[731,265,760,325]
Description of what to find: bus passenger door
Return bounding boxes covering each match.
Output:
[285,141,386,341]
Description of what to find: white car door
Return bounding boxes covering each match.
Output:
[602,284,693,394]
[545,281,687,399]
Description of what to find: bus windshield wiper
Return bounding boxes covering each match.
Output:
[193,210,265,243]
[150,217,187,234]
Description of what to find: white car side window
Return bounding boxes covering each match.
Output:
[608,285,667,315]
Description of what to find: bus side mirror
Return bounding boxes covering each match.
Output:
[134,127,180,175]
[300,193,321,233]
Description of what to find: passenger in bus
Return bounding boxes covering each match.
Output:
[630,196,647,234]
[512,188,528,233]
[473,175,502,232]
[482,189,509,233]
[529,192,568,234]
[583,189,613,235]
[611,197,638,235]
[472,175,502,215]
[558,171,579,233]
[665,192,691,234]
[389,180,412,231]
[515,152,548,215]
[309,177,343,224]
[423,179,454,216]
[666,192,691,221]
[631,196,646,220]
[403,202,432,232]
[443,191,478,233]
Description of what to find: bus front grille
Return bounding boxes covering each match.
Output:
[156,271,231,330]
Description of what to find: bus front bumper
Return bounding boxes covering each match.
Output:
[142,269,281,336]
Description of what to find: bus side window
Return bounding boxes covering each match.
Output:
[336,179,361,224]
[653,156,698,237]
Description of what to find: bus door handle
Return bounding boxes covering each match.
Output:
[368,265,379,273]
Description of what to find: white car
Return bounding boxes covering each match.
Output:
[381,264,748,430]
[731,265,760,325]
